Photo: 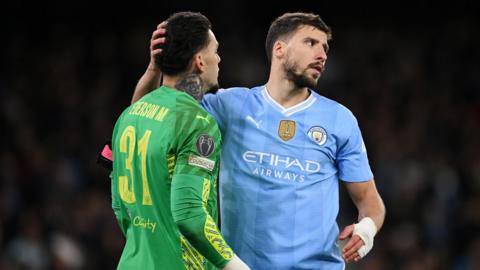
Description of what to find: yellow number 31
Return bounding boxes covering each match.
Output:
[118,126,152,205]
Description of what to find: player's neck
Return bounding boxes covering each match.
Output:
[162,74,204,102]
[265,74,310,109]
[162,76,178,90]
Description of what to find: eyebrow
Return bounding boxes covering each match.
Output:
[303,37,318,44]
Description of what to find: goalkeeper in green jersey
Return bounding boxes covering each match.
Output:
[110,12,249,270]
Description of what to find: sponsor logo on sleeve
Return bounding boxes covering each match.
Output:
[188,155,215,171]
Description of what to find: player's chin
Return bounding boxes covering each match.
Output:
[206,83,220,93]
[310,71,321,80]
[306,76,319,88]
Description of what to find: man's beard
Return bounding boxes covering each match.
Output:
[283,59,318,89]
[205,83,220,94]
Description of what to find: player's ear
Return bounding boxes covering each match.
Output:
[273,40,286,59]
[193,53,206,73]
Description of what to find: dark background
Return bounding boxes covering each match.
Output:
[1,0,479,269]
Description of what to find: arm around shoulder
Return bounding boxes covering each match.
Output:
[131,22,167,103]
[131,63,162,104]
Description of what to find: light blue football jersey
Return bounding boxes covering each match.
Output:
[201,86,373,270]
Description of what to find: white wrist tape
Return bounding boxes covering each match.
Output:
[222,254,251,270]
[353,217,377,258]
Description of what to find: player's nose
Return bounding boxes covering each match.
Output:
[315,48,327,62]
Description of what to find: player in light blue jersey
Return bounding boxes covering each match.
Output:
[131,12,385,270]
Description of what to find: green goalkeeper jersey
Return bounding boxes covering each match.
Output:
[111,86,233,270]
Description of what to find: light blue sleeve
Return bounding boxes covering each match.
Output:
[335,106,373,182]
[201,90,228,131]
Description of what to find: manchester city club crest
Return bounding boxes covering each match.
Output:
[308,126,327,146]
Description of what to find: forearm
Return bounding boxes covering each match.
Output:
[131,63,162,104]
[175,211,233,268]
[341,180,385,261]
[355,187,385,232]
[345,180,385,232]
[172,174,234,268]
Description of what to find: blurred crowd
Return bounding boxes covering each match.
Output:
[1,6,479,270]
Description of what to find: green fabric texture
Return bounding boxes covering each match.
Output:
[111,86,232,270]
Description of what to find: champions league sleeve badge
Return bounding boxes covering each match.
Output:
[308,126,328,146]
[196,134,215,157]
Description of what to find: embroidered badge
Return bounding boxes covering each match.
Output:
[308,126,328,146]
[278,120,296,141]
[196,134,215,157]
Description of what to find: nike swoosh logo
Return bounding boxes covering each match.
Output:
[246,116,261,128]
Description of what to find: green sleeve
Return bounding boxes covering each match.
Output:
[110,115,130,236]
[171,110,234,268]
[171,175,232,268]
[111,172,130,236]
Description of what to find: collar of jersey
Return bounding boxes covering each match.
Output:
[261,86,317,116]
[160,85,197,102]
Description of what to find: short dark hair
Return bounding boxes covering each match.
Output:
[155,12,212,76]
[265,12,332,62]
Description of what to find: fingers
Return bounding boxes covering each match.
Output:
[345,251,361,263]
[151,48,163,57]
[150,37,165,57]
[342,235,362,256]
[151,21,167,42]
[157,21,167,29]
[342,235,363,256]
[151,28,166,41]
[149,22,167,64]
[150,28,166,54]
[342,235,365,263]
[152,22,167,39]
[339,224,354,240]
[151,37,166,47]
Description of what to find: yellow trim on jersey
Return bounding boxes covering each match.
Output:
[201,178,211,210]
[167,154,176,179]
[204,215,234,260]
[201,178,234,260]
[181,235,205,270]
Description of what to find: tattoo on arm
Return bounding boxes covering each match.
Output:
[175,74,204,102]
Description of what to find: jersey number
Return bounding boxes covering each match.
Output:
[118,126,153,205]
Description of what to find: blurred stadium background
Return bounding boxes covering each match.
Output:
[1,0,479,269]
